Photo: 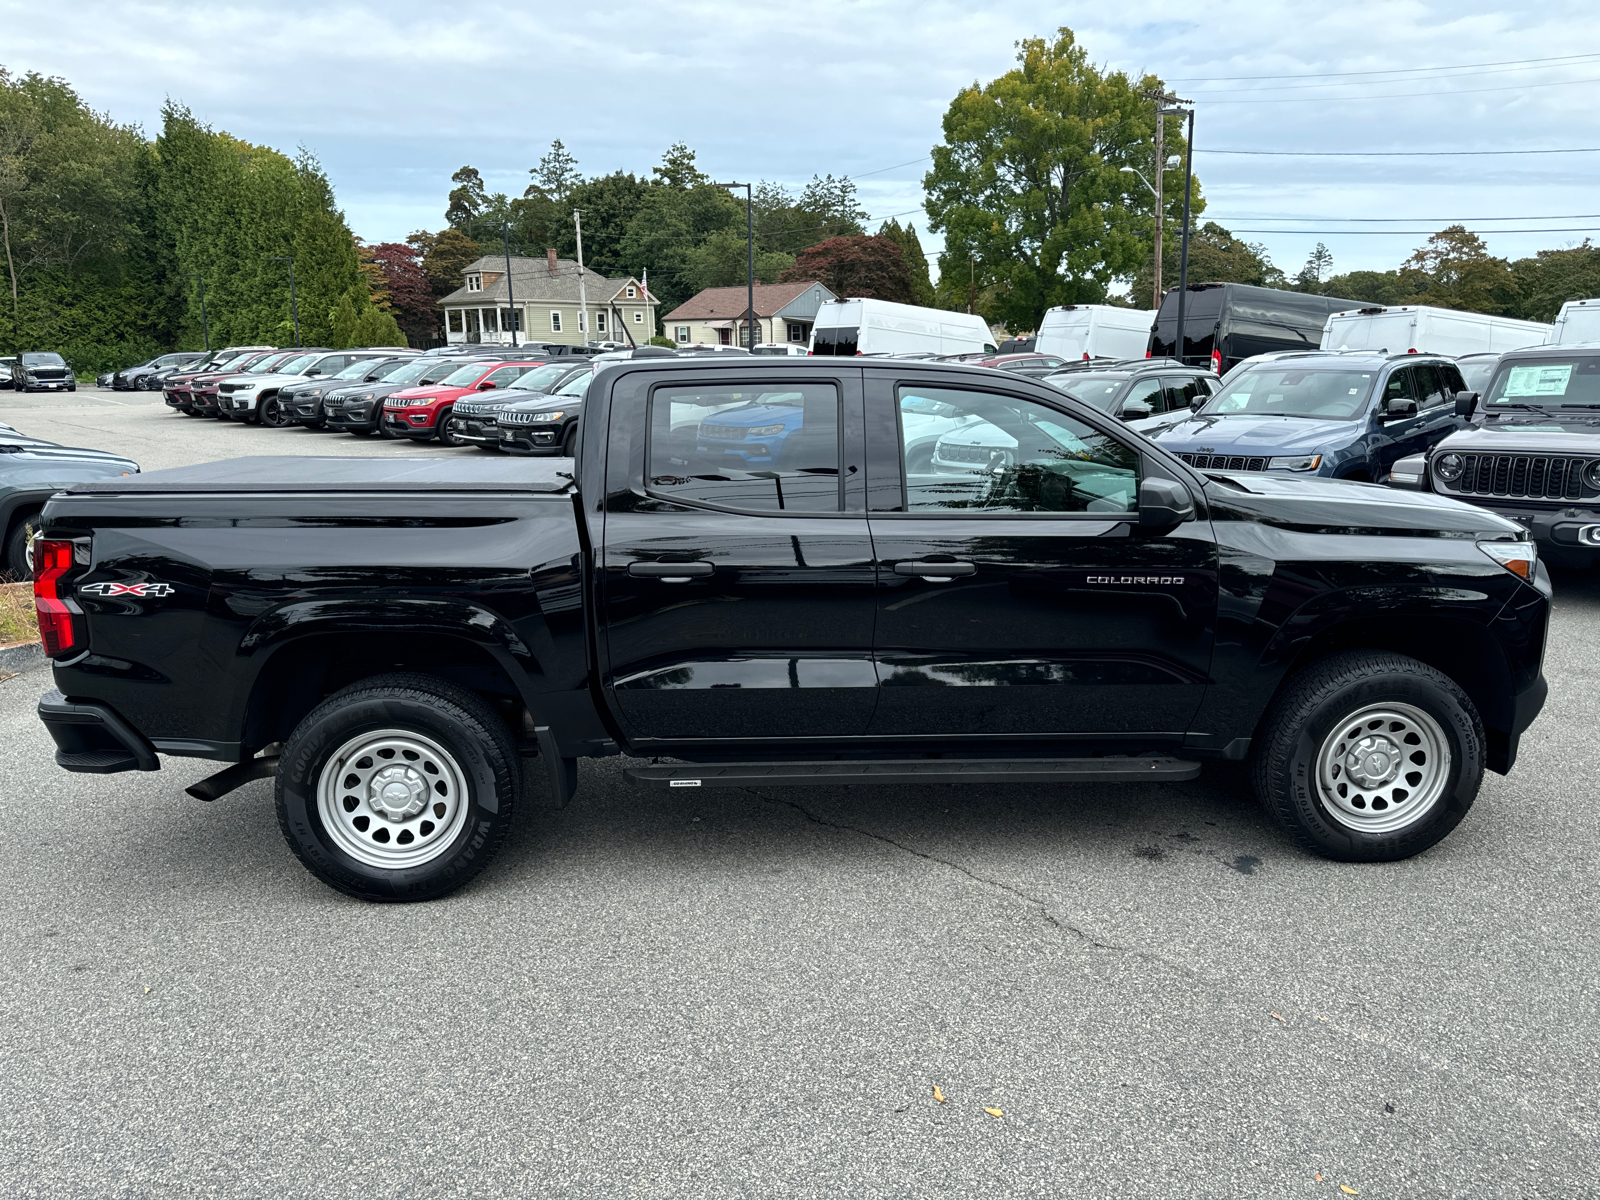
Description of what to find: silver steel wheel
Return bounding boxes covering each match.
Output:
[1315,702,1449,834]
[317,728,470,869]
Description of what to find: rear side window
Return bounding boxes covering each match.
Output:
[1164,376,1209,409]
[647,383,841,513]
[1437,363,1468,395]
[1415,364,1449,408]
[811,327,858,356]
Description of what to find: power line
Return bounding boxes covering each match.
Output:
[1167,52,1600,83]
[1229,226,1600,235]
[1183,58,1600,94]
[1197,146,1600,156]
[853,157,931,179]
[1211,213,1600,223]
[1204,73,1600,104]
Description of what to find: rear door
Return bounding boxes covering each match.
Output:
[597,367,879,745]
[863,371,1218,739]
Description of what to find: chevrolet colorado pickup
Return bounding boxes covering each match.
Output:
[31,358,1551,901]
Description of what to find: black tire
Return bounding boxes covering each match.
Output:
[1252,650,1483,862]
[276,672,519,902]
[258,396,291,427]
[377,418,397,439]
[4,510,39,582]
[346,427,374,437]
[437,414,463,447]
[560,424,577,457]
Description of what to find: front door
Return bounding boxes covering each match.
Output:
[864,376,1218,740]
[599,370,877,745]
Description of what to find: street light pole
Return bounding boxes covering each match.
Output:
[268,256,300,347]
[188,271,211,352]
[716,182,756,349]
[1143,93,1194,365]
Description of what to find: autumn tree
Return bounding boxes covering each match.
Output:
[364,241,436,343]
[779,235,913,302]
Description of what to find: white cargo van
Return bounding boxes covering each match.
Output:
[1035,304,1155,362]
[809,299,995,357]
[1321,305,1551,356]
[1550,298,1600,345]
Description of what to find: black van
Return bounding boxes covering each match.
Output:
[1148,283,1373,374]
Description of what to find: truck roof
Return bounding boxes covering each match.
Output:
[65,456,575,495]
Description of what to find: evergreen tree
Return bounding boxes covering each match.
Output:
[878,219,936,306]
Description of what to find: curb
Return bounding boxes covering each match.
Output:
[0,642,44,673]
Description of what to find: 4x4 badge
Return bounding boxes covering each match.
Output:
[80,581,174,598]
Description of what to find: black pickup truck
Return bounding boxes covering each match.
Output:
[31,358,1551,901]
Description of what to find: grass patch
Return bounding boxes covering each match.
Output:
[0,582,37,646]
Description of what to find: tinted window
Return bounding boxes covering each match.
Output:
[1052,373,1131,412]
[1205,367,1376,420]
[1438,363,1467,395]
[1415,364,1449,408]
[1122,377,1164,413]
[811,327,858,356]
[905,386,1138,514]
[1381,367,1418,409]
[649,383,841,512]
[1164,376,1210,409]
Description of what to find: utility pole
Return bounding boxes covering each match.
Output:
[573,210,589,346]
[189,271,211,352]
[1142,91,1194,364]
[268,256,300,346]
[716,182,756,348]
[1142,88,1186,314]
[1175,103,1196,366]
[500,222,517,347]
[968,254,975,316]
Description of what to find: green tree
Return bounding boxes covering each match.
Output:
[1402,226,1513,313]
[1296,243,1334,290]
[1320,268,1411,307]
[1129,222,1283,302]
[409,227,481,298]
[682,227,794,290]
[652,142,709,190]
[1508,241,1600,322]
[531,139,581,203]
[924,28,1195,331]
[878,219,936,306]
[351,304,403,347]
[555,170,651,277]
[619,181,743,312]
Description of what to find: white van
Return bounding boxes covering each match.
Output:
[1035,304,1154,362]
[1321,305,1551,356]
[1550,298,1600,345]
[809,299,994,358]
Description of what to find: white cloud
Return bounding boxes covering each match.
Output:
[10,0,1600,278]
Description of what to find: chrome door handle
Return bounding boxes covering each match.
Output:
[627,561,714,581]
[893,560,976,579]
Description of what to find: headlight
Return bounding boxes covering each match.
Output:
[528,411,566,423]
[746,423,785,437]
[1585,460,1600,490]
[1266,455,1322,471]
[236,382,258,390]
[1434,453,1464,482]
[305,388,323,398]
[1478,540,1537,581]
[354,392,373,402]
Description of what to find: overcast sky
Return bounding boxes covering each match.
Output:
[9,0,1600,287]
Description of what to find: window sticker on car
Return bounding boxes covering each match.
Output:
[1504,365,1573,397]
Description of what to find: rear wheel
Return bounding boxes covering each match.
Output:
[275,673,519,902]
[4,510,40,582]
[1253,650,1483,862]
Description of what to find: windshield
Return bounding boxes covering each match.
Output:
[1050,374,1129,412]
[385,358,444,385]
[554,370,594,398]
[1484,357,1600,407]
[21,352,66,367]
[333,358,382,380]
[1202,367,1376,420]
[276,354,319,374]
[441,363,492,386]
[514,364,574,392]
[247,353,294,373]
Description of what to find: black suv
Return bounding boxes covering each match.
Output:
[1391,343,1600,566]
[1043,358,1217,430]
[451,361,591,449]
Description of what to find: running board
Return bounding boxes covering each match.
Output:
[625,756,1201,790]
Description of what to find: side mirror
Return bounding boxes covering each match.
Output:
[1382,398,1418,421]
[1120,400,1153,422]
[479,380,497,390]
[1189,393,1206,410]
[1139,476,1195,528]
[1453,390,1479,417]
[305,368,321,376]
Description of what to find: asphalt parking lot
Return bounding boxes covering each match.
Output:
[1,387,1596,1197]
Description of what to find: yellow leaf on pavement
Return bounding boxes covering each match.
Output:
[1340,1187,1359,1196]
[984,1107,1004,1118]
[932,1085,945,1104]
[1270,1011,1286,1023]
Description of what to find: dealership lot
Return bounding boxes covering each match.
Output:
[2,389,1597,1196]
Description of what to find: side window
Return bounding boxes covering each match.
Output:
[647,383,841,513]
[1414,364,1448,408]
[1121,377,1165,414]
[1381,367,1417,409]
[484,366,525,387]
[1436,363,1467,400]
[900,385,1139,515]
[1163,376,1207,410]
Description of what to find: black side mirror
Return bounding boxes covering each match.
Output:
[1382,398,1418,421]
[1453,390,1479,417]
[1121,400,1153,422]
[1139,476,1195,528]
[1189,393,1206,410]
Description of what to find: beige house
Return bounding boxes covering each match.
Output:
[439,250,659,347]
[662,280,836,347]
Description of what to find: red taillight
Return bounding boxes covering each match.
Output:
[1083,352,1090,361]
[1407,348,1417,354]
[1210,349,1222,375]
[1144,350,1151,359]
[33,539,81,658]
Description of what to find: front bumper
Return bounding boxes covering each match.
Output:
[38,689,160,774]
[288,395,326,422]
[499,426,563,455]
[222,392,262,414]
[384,409,439,438]
[453,416,500,446]
[325,403,379,430]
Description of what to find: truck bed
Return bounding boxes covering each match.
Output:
[65,455,576,495]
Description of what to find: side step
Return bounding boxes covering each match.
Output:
[625,756,1201,790]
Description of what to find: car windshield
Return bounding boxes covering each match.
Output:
[384,358,444,385]
[1051,374,1130,412]
[1483,357,1600,407]
[21,352,66,367]
[1459,360,1498,392]
[515,364,573,392]
[246,353,293,373]
[554,370,594,397]
[1202,368,1376,420]
[333,358,382,380]
[276,354,319,374]
[441,363,492,386]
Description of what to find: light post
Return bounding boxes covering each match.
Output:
[187,271,211,352]
[1162,100,1196,365]
[472,219,519,347]
[267,255,300,347]
[715,182,756,349]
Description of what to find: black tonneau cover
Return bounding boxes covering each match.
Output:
[67,456,575,495]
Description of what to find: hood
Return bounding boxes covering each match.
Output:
[1204,471,1522,539]
[456,388,554,413]
[329,379,414,400]
[1152,412,1361,456]
[501,391,582,414]
[700,403,800,427]
[1,438,139,480]
[1434,412,1600,453]
[224,371,310,389]
[390,385,457,402]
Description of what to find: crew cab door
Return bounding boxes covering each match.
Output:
[863,374,1218,738]
[596,368,877,744]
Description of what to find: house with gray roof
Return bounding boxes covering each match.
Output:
[662,280,837,348]
[440,250,659,347]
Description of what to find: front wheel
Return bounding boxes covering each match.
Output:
[1253,650,1483,862]
[437,414,463,447]
[275,673,519,902]
[258,396,292,427]
[560,424,577,457]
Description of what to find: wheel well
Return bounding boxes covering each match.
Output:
[1279,614,1514,734]
[5,503,42,544]
[1339,468,1371,482]
[241,632,525,753]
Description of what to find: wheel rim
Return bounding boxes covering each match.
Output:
[317,728,471,869]
[1314,701,1449,835]
[262,399,282,426]
[440,416,459,445]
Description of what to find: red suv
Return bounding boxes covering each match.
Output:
[382,359,547,444]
